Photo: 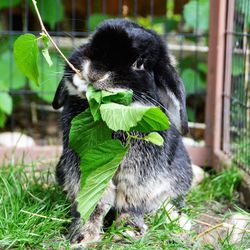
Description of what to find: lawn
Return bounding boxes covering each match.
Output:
[0,164,249,249]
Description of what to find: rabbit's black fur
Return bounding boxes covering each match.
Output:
[53,19,192,243]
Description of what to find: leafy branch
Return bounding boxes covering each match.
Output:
[14,0,82,85]
[31,0,82,79]
[70,86,169,221]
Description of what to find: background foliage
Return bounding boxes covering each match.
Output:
[0,0,210,128]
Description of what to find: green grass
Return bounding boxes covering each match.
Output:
[0,165,249,249]
[187,167,241,207]
[232,134,250,170]
[0,165,71,249]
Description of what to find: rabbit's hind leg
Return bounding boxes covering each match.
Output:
[70,182,116,244]
[115,210,148,239]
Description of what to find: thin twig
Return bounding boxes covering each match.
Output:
[31,0,82,79]
[197,213,250,225]
[199,213,223,221]
[20,209,70,222]
[222,222,250,233]
[193,218,250,240]
[193,219,215,227]
[195,222,224,239]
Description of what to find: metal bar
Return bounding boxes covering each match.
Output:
[226,31,250,37]
[222,0,235,154]
[0,30,209,38]
[86,0,91,32]
[205,0,228,166]
[133,0,138,17]
[193,0,200,132]
[118,0,122,16]
[102,0,107,14]
[150,0,154,25]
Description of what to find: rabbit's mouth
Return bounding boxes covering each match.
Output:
[72,74,89,92]
[67,71,128,98]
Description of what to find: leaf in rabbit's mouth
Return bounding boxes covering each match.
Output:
[101,88,133,105]
[100,103,169,132]
[69,85,170,222]
[86,85,102,121]
[86,85,133,121]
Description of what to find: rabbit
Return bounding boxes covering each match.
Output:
[52,19,193,244]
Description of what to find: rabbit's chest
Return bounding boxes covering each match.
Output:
[112,142,175,212]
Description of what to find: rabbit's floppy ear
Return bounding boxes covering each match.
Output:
[154,57,189,135]
[52,79,67,109]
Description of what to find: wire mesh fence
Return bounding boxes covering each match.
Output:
[0,0,209,146]
[224,0,250,173]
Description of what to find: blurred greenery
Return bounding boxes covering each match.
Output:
[0,0,210,127]
[236,0,250,28]
[29,53,63,103]
[89,13,112,31]
[0,0,20,9]
[0,0,64,30]
[35,0,64,29]
[183,0,209,32]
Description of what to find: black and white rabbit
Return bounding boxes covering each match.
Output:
[52,19,193,243]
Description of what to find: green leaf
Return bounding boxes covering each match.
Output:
[187,107,195,122]
[100,103,169,132]
[77,140,128,221]
[41,34,49,48]
[197,62,208,74]
[86,85,102,121]
[183,0,209,32]
[89,13,111,31]
[0,110,7,128]
[70,109,112,155]
[232,55,245,76]
[69,107,127,221]
[132,107,170,132]
[0,0,21,9]
[14,34,39,86]
[41,48,53,67]
[41,34,53,67]
[0,52,26,90]
[101,89,133,106]
[181,69,205,94]
[86,86,133,121]
[29,53,64,103]
[32,0,64,29]
[0,92,13,115]
[144,132,164,146]
[100,103,148,131]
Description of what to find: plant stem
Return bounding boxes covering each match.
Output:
[195,222,224,239]
[31,0,83,79]
[20,209,70,222]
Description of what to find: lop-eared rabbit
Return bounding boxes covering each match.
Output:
[52,19,192,243]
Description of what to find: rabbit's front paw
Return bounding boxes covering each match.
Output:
[68,219,101,244]
[115,213,148,240]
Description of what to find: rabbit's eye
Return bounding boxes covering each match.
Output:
[132,58,144,71]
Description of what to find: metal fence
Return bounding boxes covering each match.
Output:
[204,0,249,175]
[223,0,250,173]
[0,0,208,145]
